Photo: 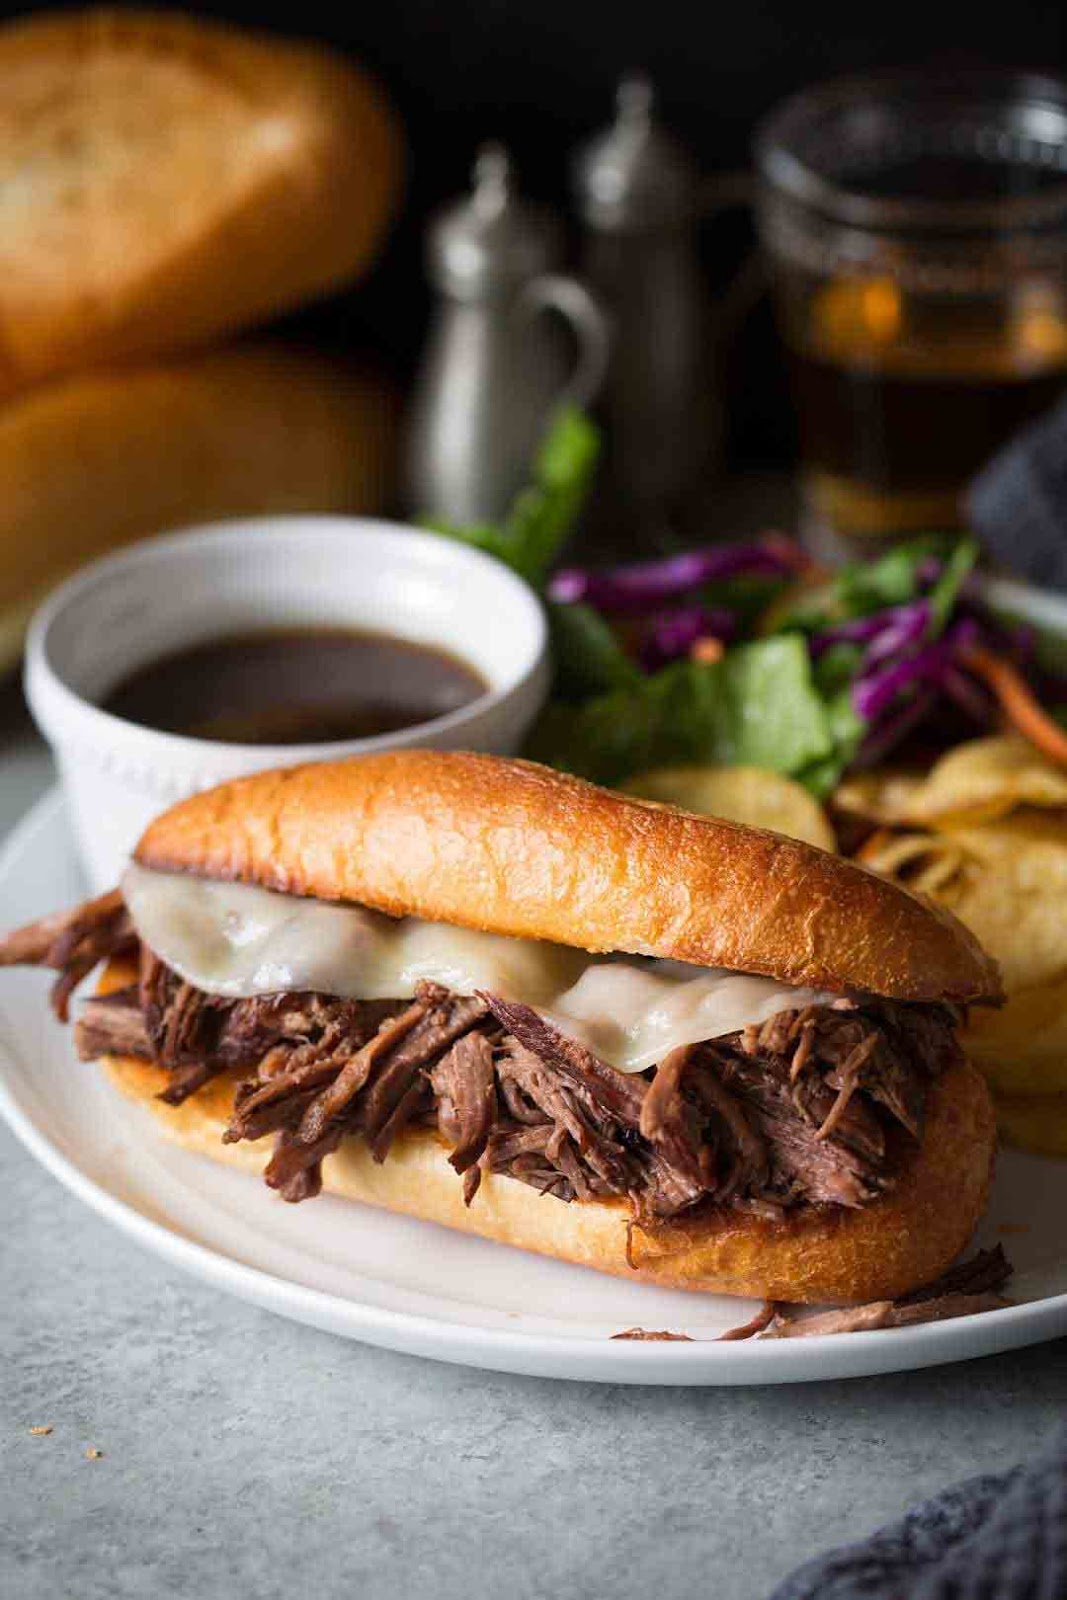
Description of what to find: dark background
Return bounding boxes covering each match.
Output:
[14,1,1067,465]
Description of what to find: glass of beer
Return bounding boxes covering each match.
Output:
[756,71,1067,560]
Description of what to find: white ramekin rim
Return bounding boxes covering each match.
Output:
[25,515,550,775]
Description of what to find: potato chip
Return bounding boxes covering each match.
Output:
[834,770,925,826]
[994,1091,1067,1158]
[857,829,967,895]
[623,766,836,851]
[863,816,1067,993]
[964,975,1067,1096]
[931,816,1067,995]
[858,809,1067,1103]
[835,734,1067,829]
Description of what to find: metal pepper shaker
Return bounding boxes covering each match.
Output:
[572,76,717,541]
[404,144,609,525]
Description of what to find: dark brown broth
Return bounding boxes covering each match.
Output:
[101,627,487,745]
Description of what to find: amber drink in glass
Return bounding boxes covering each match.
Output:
[756,71,1067,558]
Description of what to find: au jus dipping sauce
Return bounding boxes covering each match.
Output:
[101,628,488,744]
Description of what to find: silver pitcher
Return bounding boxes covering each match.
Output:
[404,144,609,526]
[573,77,747,542]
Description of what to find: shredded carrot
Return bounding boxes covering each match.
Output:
[961,646,1067,766]
[690,636,725,665]
[855,828,897,866]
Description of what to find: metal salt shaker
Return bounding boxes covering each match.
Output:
[573,77,717,541]
[404,144,609,525]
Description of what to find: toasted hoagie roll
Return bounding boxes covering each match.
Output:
[1,751,1001,1304]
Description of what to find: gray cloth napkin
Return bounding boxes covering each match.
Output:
[769,1427,1067,1600]
[968,394,1067,591]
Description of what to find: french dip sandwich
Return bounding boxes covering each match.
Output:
[0,751,1002,1303]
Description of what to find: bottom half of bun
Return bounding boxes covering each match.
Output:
[96,1037,997,1306]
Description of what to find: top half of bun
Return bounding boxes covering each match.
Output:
[135,750,1002,1005]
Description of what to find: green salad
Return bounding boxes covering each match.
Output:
[427,408,1067,795]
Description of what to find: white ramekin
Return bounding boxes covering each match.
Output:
[26,517,550,888]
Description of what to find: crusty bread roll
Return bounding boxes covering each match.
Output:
[0,343,397,672]
[0,9,402,393]
[97,988,996,1305]
[88,755,1002,1304]
[137,750,1003,1004]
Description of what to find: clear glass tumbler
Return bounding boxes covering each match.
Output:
[756,70,1067,560]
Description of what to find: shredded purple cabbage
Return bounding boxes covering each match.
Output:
[547,539,797,616]
[852,618,981,723]
[854,687,939,768]
[808,614,885,655]
[811,600,931,660]
[639,605,737,671]
[863,601,932,666]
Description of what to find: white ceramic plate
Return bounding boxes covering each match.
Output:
[2,791,1066,1384]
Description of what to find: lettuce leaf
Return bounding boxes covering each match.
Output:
[547,600,642,701]
[423,406,599,586]
[526,634,846,788]
[926,537,979,636]
[774,534,977,635]
[833,536,950,615]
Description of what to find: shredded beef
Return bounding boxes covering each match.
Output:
[481,996,648,1123]
[897,1243,1012,1305]
[758,1246,1013,1338]
[224,1004,393,1141]
[610,1328,694,1341]
[431,1032,497,1175]
[75,986,150,1060]
[3,889,965,1226]
[358,990,489,1161]
[639,1045,717,1190]
[613,1249,1014,1343]
[716,1303,777,1341]
[762,1288,1011,1338]
[227,986,493,1201]
[479,997,702,1214]
[720,1289,1007,1340]
[0,891,135,1022]
[707,1046,888,1209]
[141,952,409,1107]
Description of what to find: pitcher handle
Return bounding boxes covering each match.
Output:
[698,171,765,336]
[519,274,611,411]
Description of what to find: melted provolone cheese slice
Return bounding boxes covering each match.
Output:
[547,962,833,1073]
[121,865,834,1072]
[121,863,584,1005]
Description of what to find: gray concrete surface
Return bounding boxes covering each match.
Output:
[2,682,1065,1600]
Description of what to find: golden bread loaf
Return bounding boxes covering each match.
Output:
[0,8,402,392]
[0,343,397,670]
